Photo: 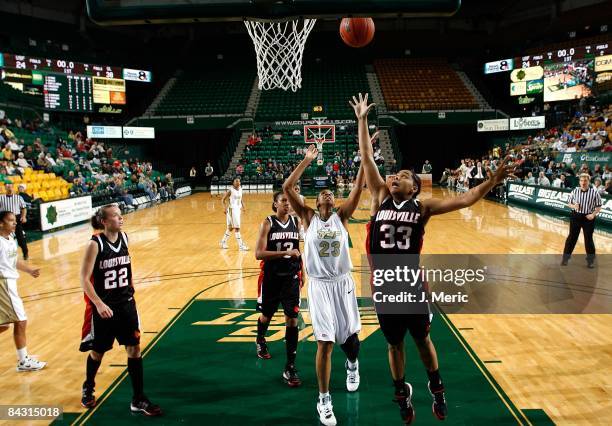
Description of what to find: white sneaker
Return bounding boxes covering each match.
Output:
[317,396,337,426]
[346,359,360,392]
[220,240,228,249]
[239,244,250,251]
[17,356,46,372]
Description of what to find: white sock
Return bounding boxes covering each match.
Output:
[17,347,27,362]
[319,392,330,403]
[235,232,242,245]
[221,232,230,243]
[347,359,358,370]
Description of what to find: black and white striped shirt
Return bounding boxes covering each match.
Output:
[568,187,602,214]
[0,194,26,215]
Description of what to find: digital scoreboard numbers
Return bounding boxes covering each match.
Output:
[43,73,93,112]
[2,53,121,77]
[517,42,610,68]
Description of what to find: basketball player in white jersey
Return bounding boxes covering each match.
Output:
[0,211,45,372]
[283,146,365,426]
[351,93,514,423]
[220,178,249,250]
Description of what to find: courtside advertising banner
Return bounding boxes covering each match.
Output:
[484,58,514,74]
[506,182,612,225]
[87,125,122,139]
[39,196,93,231]
[477,119,509,132]
[509,115,545,130]
[594,54,612,72]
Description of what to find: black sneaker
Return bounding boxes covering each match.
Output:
[282,364,302,387]
[256,338,271,359]
[81,381,96,408]
[130,396,163,416]
[428,381,448,420]
[393,382,415,424]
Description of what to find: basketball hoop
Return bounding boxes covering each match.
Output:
[244,18,316,92]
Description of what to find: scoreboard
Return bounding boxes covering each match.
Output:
[515,42,610,68]
[43,74,93,112]
[1,52,152,113]
[2,53,121,78]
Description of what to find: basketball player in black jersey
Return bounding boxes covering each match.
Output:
[351,93,514,424]
[255,191,303,386]
[79,204,162,416]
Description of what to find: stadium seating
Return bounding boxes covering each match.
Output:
[239,127,384,179]
[374,58,478,111]
[154,70,255,115]
[4,168,71,201]
[256,63,369,121]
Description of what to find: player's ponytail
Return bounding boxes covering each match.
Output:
[91,204,114,230]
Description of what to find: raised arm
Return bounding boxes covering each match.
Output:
[422,157,515,217]
[282,145,318,226]
[350,93,389,208]
[255,219,300,261]
[337,165,365,224]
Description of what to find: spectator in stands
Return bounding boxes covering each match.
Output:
[235,163,244,176]
[593,178,606,195]
[421,160,432,174]
[1,144,13,161]
[117,186,135,209]
[14,153,29,174]
[45,153,57,168]
[7,138,21,154]
[36,153,48,171]
[605,179,612,195]
[247,133,261,148]
[524,172,536,185]
[603,165,612,182]
[17,184,34,204]
[23,146,35,162]
[552,174,567,188]
[538,172,551,186]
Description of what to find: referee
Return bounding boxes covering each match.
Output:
[562,173,602,268]
[0,183,28,260]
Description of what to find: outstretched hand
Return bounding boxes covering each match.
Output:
[487,156,516,186]
[350,93,376,120]
[304,144,319,163]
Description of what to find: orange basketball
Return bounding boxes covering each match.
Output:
[339,17,375,48]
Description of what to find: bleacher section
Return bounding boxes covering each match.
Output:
[239,127,384,180]
[256,64,369,121]
[374,58,478,111]
[153,70,255,115]
[5,168,70,201]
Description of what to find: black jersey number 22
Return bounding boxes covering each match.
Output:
[104,267,129,290]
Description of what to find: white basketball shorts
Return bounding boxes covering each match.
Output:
[307,272,361,344]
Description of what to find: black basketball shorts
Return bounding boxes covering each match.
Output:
[256,272,301,319]
[80,298,141,353]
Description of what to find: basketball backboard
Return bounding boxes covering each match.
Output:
[86,0,461,25]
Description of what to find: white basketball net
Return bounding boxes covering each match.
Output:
[244,18,316,92]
